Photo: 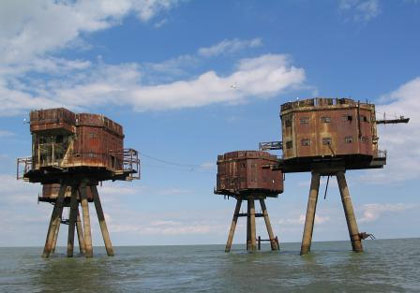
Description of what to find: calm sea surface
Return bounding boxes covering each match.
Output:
[0,238,419,292]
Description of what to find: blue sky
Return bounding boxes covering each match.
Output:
[0,0,419,247]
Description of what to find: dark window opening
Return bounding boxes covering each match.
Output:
[345,136,353,143]
[322,137,332,145]
[321,116,331,123]
[342,115,353,122]
[286,141,293,149]
[361,115,369,122]
[301,139,311,146]
[300,117,309,125]
[361,136,369,143]
[285,120,292,127]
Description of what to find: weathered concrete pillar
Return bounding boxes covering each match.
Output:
[225,199,242,252]
[66,186,78,257]
[336,171,363,252]
[260,199,279,250]
[76,211,86,254]
[300,172,320,255]
[80,181,93,258]
[246,200,251,250]
[51,206,63,254]
[42,183,66,258]
[91,185,114,256]
[248,198,257,251]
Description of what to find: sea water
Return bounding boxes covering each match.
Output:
[1,238,419,292]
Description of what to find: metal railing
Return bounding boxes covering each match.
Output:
[17,157,32,180]
[377,150,387,158]
[123,148,140,180]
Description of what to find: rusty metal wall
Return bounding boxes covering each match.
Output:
[281,98,378,161]
[215,151,283,197]
[29,109,124,171]
[41,183,93,201]
[30,108,76,133]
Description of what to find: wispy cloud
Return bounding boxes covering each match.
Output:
[339,0,381,22]
[360,77,420,184]
[0,130,15,138]
[198,38,263,57]
[359,203,415,223]
[0,54,305,115]
[0,0,182,65]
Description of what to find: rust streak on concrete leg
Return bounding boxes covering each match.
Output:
[249,198,257,252]
[67,186,78,257]
[51,206,63,254]
[80,181,93,258]
[246,200,251,250]
[337,171,363,253]
[225,199,242,252]
[260,199,279,251]
[91,185,114,256]
[42,183,66,258]
[76,210,86,254]
[300,172,320,255]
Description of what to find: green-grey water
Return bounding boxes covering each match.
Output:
[1,238,419,292]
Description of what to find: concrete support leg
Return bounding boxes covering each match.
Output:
[76,211,86,254]
[225,199,242,252]
[246,200,251,250]
[42,183,66,258]
[67,186,78,257]
[80,182,93,258]
[91,185,114,256]
[260,199,279,251]
[51,206,63,254]
[336,172,363,252]
[248,199,257,252]
[300,172,320,255]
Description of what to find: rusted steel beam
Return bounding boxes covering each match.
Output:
[91,185,114,257]
[238,213,264,217]
[260,199,279,251]
[300,172,320,255]
[336,172,363,252]
[225,199,242,252]
[66,186,78,257]
[80,181,93,258]
[42,183,66,258]
[76,210,86,254]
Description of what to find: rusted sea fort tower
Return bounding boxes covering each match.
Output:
[17,108,140,258]
[261,97,408,255]
[215,151,283,252]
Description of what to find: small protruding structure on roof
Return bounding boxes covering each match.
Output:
[215,150,283,252]
[17,108,140,258]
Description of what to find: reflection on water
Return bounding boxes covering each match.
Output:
[0,239,419,292]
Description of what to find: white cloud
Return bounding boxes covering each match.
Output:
[0,0,182,65]
[360,77,420,183]
[278,213,330,225]
[339,0,381,22]
[0,130,15,137]
[199,162,216,170]
[0,54,305,115]
[359,203,414,223]
[198,38,263,57]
